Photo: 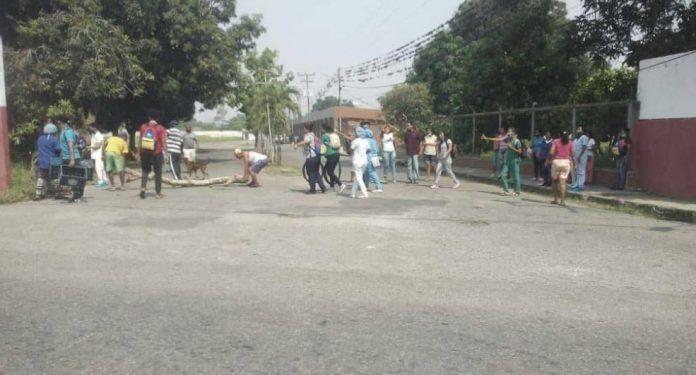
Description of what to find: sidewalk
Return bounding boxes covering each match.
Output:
[399,159,696,224]
[459,166,696,223]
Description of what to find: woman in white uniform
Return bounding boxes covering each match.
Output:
[234,148,268,188]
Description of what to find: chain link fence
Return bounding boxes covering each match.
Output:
[451,100,639,163]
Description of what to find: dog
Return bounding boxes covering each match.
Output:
[183,157,210,180]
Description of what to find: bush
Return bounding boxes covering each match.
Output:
[0,164,36,204]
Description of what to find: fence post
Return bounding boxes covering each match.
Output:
[471,111,476,155]
[571,104,577,134]
[531,102,536,139]
[498,107,502,130]
[627,101,635,129]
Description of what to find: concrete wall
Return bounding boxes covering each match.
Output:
[633,51,696,199]
[633,118,696,199]
[638,51,696,120]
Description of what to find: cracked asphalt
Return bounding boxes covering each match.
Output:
[1,143,694,374]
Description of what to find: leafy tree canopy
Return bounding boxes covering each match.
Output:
[311,96,354,112]
[378,83,440,130]
[409,0,589,114]
[2,0,263,149]
[574,0,696,66]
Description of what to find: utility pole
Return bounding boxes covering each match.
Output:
[0,36,10,191]
[298,72,315,130]
[337,68,343,131]
[263,70,274,163]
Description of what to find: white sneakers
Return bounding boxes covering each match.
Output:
[453,182,460,189]
[430,184,439,189]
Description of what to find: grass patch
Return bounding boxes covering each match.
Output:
[0,164,36,204]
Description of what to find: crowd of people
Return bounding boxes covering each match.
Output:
[34,115,633,205]
[293,121,461,198]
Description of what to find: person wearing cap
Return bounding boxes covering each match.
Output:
[137,117,167,199]
[234,149,268,188]
[34,123,61,200]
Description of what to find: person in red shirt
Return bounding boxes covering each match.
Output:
[137,118,168,199]
[404,122,422,184]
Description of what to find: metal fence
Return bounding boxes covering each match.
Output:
[449,100,640,157]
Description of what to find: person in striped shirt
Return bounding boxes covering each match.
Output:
[166,121,184,180]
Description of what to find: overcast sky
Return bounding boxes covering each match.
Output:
[196,0,584,122]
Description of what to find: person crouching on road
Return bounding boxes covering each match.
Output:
[234,149,268,188]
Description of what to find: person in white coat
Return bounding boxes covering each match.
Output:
[350,127,370,199]
[88,126,108,188]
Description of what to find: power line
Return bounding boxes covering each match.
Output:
[639,50,696,71]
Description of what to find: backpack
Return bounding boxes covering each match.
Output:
[329,133,341,149]
[311,134,323,157]
[141,125,157,152]
[77,136,86,152]
[517,140,528,159]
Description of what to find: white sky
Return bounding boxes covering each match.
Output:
[196,0,584,122]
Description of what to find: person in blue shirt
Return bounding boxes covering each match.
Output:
[35,123,61,200]
[531,130,545,181]
[538,131,553,187]
[58,120,84,202]
[362,126,383,193]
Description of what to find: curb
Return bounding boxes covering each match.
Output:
[396,160,695,224]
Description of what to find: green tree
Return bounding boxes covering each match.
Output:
[311,96,354,112]
[574,0,696,65]
[378,83,437,130]
[236,49,299,148]
[2,0,263,150]
[227,114,247,131]
[410,0,588,114]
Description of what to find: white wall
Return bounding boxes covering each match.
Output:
[638,50,696,120]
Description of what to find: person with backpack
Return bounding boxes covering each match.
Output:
[137,118,167,199]
[321,125,345,192]
[482,127,522,196]
[58,119,85,202]
[293,124,326,194]
[430,131,460,189]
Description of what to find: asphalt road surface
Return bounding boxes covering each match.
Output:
[1,143,695,374]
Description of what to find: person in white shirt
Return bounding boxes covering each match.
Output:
[351,127,369,199]
[585,130,596,185]
[234,149,268,188]
[381,124,398,183]
[421,127,438,181]
[430,131,461,189]
[88,126,108,188]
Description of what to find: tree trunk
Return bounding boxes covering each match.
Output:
[125,168,248,187]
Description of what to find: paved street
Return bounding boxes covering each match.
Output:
[1,143,695,374]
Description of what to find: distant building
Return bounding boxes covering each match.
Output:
[292,107,388,137]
